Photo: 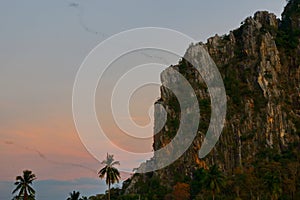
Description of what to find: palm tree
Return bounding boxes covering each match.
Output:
[12,170,36,200]
[191,168,207,198]
[98,153,121,200]
[205,165,225,200]
[12,195,35,200]
[67,191,81,200]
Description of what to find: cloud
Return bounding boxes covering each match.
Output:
[1,139,98,174]
[68,2,108,37]
[1,137,136,183]
[1,178,114,200]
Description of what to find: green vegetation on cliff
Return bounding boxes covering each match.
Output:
[119,1,300,199]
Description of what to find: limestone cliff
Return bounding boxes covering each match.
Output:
[123,1,300,199]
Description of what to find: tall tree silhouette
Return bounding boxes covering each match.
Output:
[12,170,36,200]
[98,153,121,200]
[67,191,80,200]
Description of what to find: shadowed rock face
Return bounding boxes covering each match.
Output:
[123,1,300,199]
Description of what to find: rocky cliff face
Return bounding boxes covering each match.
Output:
[123,1,300,199]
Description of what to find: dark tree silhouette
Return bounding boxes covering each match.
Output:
[12,170,36,200]
[98,153,121,200]
[67,191,81,200]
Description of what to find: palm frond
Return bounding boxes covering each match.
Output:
[111,161,120,166]
[12,184,22,194]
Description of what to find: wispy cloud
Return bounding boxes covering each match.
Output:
[67,1,170,64]
[2,139,98,174]
[68,1,108,37]
[1,139,134,181]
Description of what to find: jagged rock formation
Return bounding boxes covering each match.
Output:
[123,1,300,199]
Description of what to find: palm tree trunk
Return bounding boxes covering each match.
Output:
[108,182,111,200]
[212,190,215,200]
[24,191,28,200]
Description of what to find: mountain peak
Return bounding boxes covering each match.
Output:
[282,0,300,29]
[254,11,278,28]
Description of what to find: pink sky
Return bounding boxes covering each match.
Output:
[0,114,97,181]
[0,106,147,182]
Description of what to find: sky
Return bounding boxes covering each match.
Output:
[0,0,286,199]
